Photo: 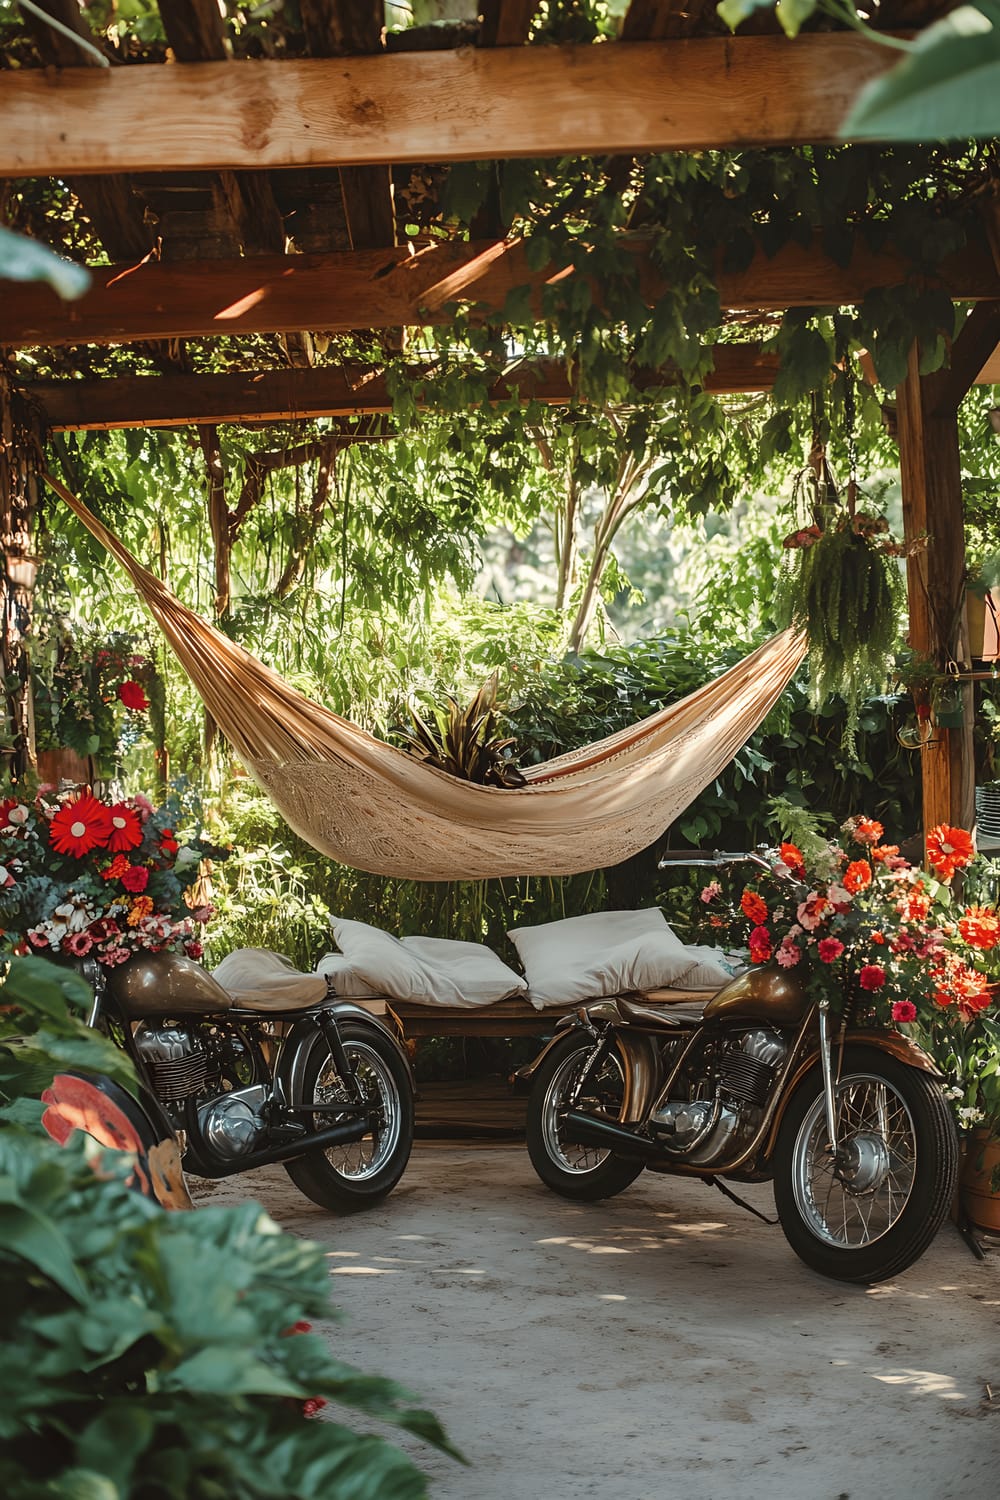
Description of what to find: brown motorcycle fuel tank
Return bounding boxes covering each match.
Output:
[702,964,808,1025]
[107,951,234,1018]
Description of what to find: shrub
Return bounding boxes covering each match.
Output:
[0,958,454,1499]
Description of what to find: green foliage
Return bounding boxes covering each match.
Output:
[845,4,1000,143]
[0,959,453,1498]
[775,506,904,751]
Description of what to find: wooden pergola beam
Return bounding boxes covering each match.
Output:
[25,347,782,431]
[6,236,997,351]
[2,36,897,177]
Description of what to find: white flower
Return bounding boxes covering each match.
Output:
[958,1106,985,1126]
[7,804,29,825]
[945,1086,964,1101]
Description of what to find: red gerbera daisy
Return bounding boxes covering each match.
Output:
[106,801,143,853]
[48,792,113,858]
[925,824,975,881]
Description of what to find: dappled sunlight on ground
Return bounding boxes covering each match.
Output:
[194,1147,1000,1499]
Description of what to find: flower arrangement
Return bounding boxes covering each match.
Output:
[699,814,1000,1132]
[0,786,224,968]
[31,614,159,771]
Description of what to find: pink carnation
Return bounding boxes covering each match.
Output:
[776,939,802,968]
[700,880,721,904]
[817,937,845,964]
[891,999,917,1023]
[859,964,887,991]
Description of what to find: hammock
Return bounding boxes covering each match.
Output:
[45,476,806,882]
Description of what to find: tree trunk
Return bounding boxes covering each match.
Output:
[0,370,41,783]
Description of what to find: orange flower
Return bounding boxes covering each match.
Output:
[843,860,872,894]
[853,816,884,845]
[741,889,768,925]
[48,792,112,858]
[871,844,900,863]
[779,842,804,870]
[871,931,886,945]
[100,853,130,882]
[127,896,154,926]
[898,880,932,922]
[925,824,974,881]
[958,905,1000,951]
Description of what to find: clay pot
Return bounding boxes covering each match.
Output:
[959,1127,1000,1233]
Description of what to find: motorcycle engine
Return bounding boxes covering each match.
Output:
[649,1027,788,1167]
[133,1021,268,1159]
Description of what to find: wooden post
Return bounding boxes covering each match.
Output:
[896,305,1000,840]
[0,371,41,783]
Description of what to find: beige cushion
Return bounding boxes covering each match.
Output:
[213,947,384,1009]
[330,917,526,1009]
[507,908,720,1010]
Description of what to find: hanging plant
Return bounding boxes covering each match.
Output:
[776,464,914,751]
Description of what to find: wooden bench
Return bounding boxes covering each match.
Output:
[389,988,710,1039]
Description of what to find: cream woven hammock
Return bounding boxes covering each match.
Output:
[45,476,806,882]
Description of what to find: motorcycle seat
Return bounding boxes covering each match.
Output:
[616,996,708,1029]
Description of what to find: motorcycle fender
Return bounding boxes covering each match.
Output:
[515,1021,662,1126]
[763,1029,943,1158]
[278,1003,413,1107]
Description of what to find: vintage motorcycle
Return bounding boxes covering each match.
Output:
[522,851,960,1283]
[75,948,414,1212]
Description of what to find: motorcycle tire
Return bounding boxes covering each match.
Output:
[526,1030,646,1202]
[773,1044,959,1284]
[284,1021,414,1214]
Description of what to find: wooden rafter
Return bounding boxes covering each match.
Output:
[2,36,897,177]
[5,236,996,350]
[25,347,783,431]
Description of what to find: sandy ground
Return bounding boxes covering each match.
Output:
[194,1143,1000,1500]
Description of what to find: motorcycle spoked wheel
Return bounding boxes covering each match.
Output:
[772,1045,959,1284]
[526,1031,646,1201]
[284,1022,414,1213]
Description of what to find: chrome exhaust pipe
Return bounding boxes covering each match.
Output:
[187,1116,374,1179]
[561,1110,664,1162]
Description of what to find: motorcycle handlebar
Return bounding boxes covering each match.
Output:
[656,848,779,874]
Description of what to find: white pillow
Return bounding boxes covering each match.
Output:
[314,953,383,999]
[674,943,736,990]
[508,908,702,1008]
[400,935,526,1004]
[330,917,525,1009]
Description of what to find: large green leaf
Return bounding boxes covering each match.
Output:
[0,225,91,300]
[844,5,1000,141]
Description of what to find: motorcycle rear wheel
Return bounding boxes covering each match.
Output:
[284,1022,414,1213]
[526,1031,645,1201]
[773,1045,958,1283]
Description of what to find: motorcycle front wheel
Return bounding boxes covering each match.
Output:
[526,1031,646,1201]
[773,1044,959,1283]
[284,1022,414,1213]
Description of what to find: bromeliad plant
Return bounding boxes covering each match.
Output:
[398,674,526,788]
[699,814,1000,1131]
[0,787,225,967]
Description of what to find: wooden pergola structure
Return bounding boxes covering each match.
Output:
[2,0,1000,844]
